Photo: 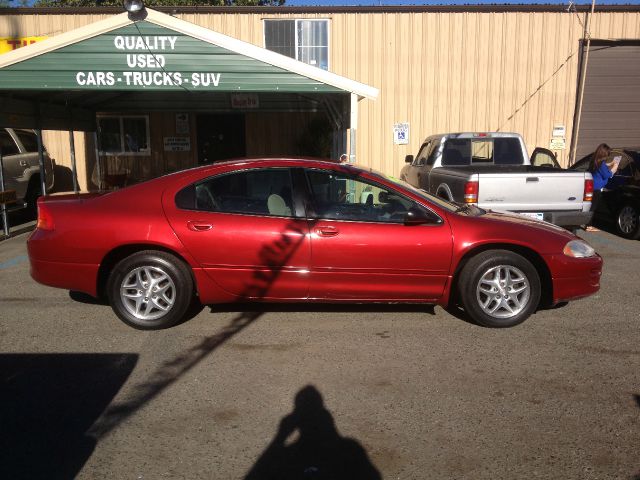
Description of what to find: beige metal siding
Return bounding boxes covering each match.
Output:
[575,42,640,159]
[2,9,639,181]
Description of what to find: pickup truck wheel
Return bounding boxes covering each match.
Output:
[24,177,42,217]
[458,250,540,328]
[615,204,640,239]
[107,251,194,330]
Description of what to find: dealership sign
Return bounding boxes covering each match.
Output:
[0,21,341,93]
[75,34,222,88]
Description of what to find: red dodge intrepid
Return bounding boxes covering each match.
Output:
[28,159,602,329]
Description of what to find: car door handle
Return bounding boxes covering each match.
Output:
[315,226,339,237]
[526,177,539,182]
[19,160,28,167]
[187,221,213,232]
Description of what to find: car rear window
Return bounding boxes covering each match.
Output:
[441,138,523,166]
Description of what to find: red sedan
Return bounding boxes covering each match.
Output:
[28,159,602,329]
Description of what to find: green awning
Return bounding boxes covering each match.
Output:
[0,22,344,94]
[0,9,377,130]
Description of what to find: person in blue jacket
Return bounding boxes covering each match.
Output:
[589,143,619,190]
[586,143,620,231]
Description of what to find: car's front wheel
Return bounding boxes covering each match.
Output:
[458,250,541,328]
[107,251,194,330]
[616,204,640,240]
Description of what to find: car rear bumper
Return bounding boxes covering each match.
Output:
[546,253,603,304]
[29,258,99,297]
[542,210,593,227]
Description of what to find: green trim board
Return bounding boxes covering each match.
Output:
[0,22,343,93]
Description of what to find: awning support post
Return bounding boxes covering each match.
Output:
[0,151,9,237]
[69,131,78,193]
[93,131,103,191]
[35,128,47,198]
[349,93,358,163]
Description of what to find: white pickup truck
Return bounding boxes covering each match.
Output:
[400,132,593,229]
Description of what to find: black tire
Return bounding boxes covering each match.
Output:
[107,250,195,330]
[615,204,640,240]
[457,250,541,328]
[24,177,42,217]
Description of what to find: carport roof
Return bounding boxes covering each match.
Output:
[0,8,378,130]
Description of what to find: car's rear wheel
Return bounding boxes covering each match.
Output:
[458,250,540,328]
[107,251,194,330]
[616,204,640,239]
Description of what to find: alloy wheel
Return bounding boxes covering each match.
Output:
[120,266,176,321]
[475,265,530,319]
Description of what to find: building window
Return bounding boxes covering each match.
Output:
[264,19,329,70]
[97,115,150,156]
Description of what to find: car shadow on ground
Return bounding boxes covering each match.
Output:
[244,385,381,480]
[211,302,436,315]
[0,353,138,480]
[445,298,570,328]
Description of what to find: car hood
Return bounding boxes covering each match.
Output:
[480,209,576,238]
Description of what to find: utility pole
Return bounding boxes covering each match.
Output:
[570,0,596,164]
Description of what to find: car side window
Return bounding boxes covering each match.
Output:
[531,150,557,168]
[414,142,431,166]
[14,129,40,153]
[0,130,19,156]
[176,168,295,217]
[304,169,433,224]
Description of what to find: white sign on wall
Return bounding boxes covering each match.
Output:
[175,113,189,134]
[550,137,566,150]
[393,123,409,145]
[164,136,191,152]
[552,124,566,137]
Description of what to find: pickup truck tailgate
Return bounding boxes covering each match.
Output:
[477,171,587,211]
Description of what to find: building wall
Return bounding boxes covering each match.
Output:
[2,8,640,184]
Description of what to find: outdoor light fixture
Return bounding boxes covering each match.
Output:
[123,0,146,20]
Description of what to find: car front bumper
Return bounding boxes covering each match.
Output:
[545,253,603,304]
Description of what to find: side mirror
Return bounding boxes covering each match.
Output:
[404,208,437,226]
[405,154,414,164]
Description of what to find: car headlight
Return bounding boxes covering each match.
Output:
[563,239,596,258]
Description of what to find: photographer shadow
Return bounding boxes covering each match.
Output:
[245,385,381,480]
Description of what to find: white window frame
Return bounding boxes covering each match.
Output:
[97,114,151,156]
[263,18,330,70]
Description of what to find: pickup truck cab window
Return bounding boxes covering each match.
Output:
[413,141,431,166]
[442,138,523,166]
[426,140,440,166]
[442,139,469,166]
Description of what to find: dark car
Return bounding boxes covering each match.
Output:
[570,148,640,239]
[28,159,602,330]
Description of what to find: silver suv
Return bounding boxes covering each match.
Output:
[1,128,54,213]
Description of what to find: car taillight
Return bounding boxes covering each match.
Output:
[464,181,479,204]
[36,202,54,231]
[584,178,594,202]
